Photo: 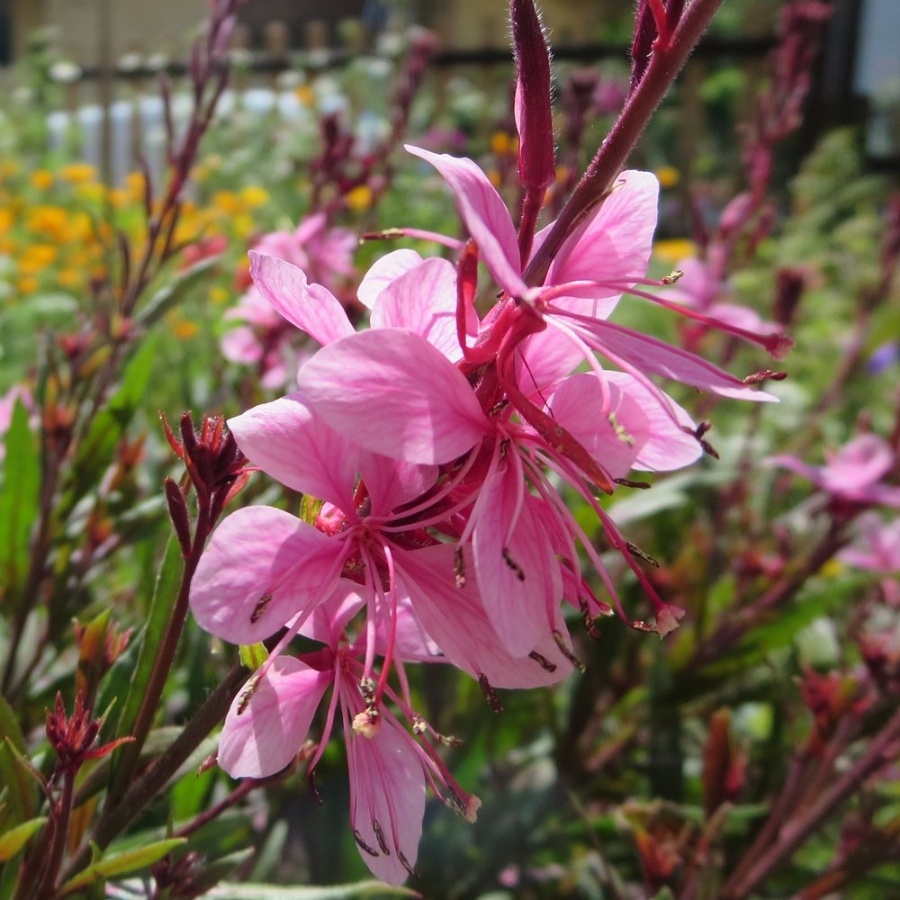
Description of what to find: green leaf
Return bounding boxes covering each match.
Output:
[59,838,187,894]
[0,694,36,830]
[108,534,183,794]
[136,255,221,329]
[207,882,420,899]
[0,817,47,862]
[0,399,40,607]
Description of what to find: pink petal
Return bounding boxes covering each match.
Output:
[358,450,437,517]
[249,251,354,346]
[190,507,345,644]
[371,257,462,361]
[548,170,659,292]
[546,373,646,480]
[298,329,489,465]
[357,249,424,308]
[219,657,331,778]
[345,700,425,885]
[472,458,558,656]
[513,326,584,398]
[604,372,702,472]
[396,544,572,688]
[229,392,358,508]
[569,316,779,402]
[406,144,528,297]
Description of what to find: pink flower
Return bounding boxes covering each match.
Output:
[219,590,480,885]
[220,214,357,387]
[839,513,900,573]
[658,256,783,350]
[768,434,900,510]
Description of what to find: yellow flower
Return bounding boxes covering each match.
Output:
[58,268,82,289]
[240,185,270,209]
[31,170,55,191]
[125,172,147,203]
[19,243,59,274]
[232,212,255,240]
[294,85,315,106]
[75,183,106,203]
[60,163,99,184]
[490,131,515,155]
[17,276,39,295]
[209,285,230,305]
[653,238,697,264]
[0,209,13,234]
[26,205,69,240]
[655,166,680,190]
[213,191,240,215]
[345,185,372,212]
[173,319,199,340]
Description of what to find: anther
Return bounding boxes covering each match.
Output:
[502,548,525,581]
[478,674,503,713]
[353,830,380,857]
[626,542,659,568]
[250,592,272,624]
[553,630,586,672]
[528,650,557,672]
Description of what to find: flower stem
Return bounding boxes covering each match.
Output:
[523,0,725,287]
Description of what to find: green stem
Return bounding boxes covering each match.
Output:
[66,663,247,878]
[106,504,210,806]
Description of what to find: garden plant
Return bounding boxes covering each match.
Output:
[1,0,899,897]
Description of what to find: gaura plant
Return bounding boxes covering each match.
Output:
[188,0,791,884]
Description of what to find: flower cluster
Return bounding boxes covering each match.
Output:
[189,3,790,885]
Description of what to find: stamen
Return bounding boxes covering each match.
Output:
[744,369,788,384]
[372,819,390,855]
[454,546,466,588]
[249,592,272,624]
[528,650,557,673]
[236,674,260,715]
[614,477,652,489]
[398,850,418,877]
[502,547,525,581]
[353,830,380,857]
[626,541,659,568]
[478,674,503,713]
[553,630,586,672]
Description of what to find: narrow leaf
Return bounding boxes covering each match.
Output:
[109,534,183,792]
[0,399,39,607]
[59,838,187,894]
[0,817,47,862]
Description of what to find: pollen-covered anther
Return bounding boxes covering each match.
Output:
[626,541,659,568]
[579,596,603,639]
[743,369,788,384]
[661,268,684,285]
[528,649,557,672]
[445,788,482,822]
[608,411,635,446]
[352,708,381,738]
[236,675,261,715]
[553,629,586,672]
[502,547,525,581]
[412,715,428,735]
[358,676,377,703]
[478,673,504,713]
[453,545,467,588]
